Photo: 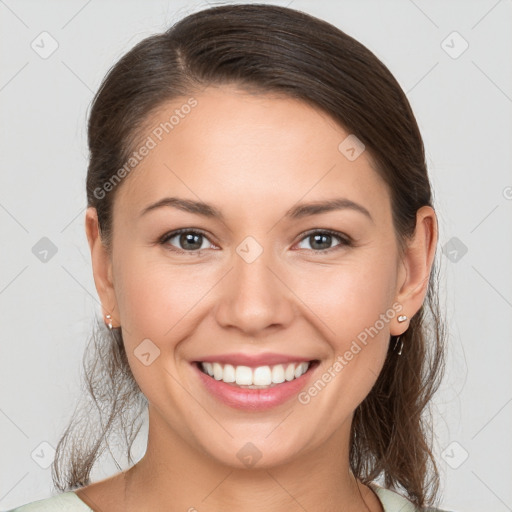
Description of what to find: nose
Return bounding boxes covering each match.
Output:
[214,247,295,337]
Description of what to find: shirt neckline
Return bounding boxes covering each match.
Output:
[69,484,416,511]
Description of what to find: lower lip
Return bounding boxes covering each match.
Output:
[193,362,318,411]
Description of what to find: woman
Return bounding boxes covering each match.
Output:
[6,4,450,511]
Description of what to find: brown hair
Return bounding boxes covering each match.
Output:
[52,4,445,507]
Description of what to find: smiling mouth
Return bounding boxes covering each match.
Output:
[194,360,319,389]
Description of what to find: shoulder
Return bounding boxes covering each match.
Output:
[371,484,456,512]
[2,491,92,512]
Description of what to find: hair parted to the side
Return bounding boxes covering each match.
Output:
[52,4,445,507]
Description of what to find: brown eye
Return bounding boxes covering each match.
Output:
[296,230,352,252]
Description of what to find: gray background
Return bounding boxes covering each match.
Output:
[1,1,511,510]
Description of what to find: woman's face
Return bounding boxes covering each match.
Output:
[89,85,426,469]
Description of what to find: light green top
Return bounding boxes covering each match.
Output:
[3,485,453,511]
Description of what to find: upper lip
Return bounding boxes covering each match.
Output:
[194,352,314,367]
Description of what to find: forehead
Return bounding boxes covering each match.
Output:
[114,86,390,221]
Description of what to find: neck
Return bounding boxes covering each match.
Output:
[123,405,382,512]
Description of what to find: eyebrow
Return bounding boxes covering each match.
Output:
[139,196,373,223]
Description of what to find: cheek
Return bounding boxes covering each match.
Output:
[290,256,398,421]
[291,253,398,347]
[114,262,166,337]
[112,254,206,403]
[113,250,220,351]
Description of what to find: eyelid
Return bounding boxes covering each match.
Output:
[159,228,353,254]
[158,228,217,252]
[293,228,353,252]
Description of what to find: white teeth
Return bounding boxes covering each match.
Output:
[253,366,271,386]
[235,366,253,385]
[213,362,223,380]
[294,362,309,379]
[223,364,236,383]
[200,361,311,386]
[285,363,296,381]
[203,362,214,377]
[271,364,285,384]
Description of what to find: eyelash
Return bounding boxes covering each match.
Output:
[158,228,353,255]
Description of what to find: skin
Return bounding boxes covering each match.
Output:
[81,85,437,512]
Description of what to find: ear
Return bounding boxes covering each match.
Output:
[391,205,438,336]
[85,207,119,327]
